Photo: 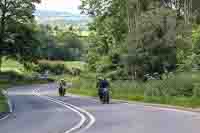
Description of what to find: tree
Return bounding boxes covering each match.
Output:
[35,24,84,61]
[80,0,128,72]
[125,0,194,78]
[0,0,40,69]
[81,0,194,80]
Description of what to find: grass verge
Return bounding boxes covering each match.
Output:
[69,88,200,108]
[67,72,200,108]
[0,94,9,113]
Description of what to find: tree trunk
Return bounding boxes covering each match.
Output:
[0,2,6,59]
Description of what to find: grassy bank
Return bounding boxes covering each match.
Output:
[0,96,8,113]
[0,83,10,113]
[69,88,200,108]
[0,74,13,113]
[67,72,200,108]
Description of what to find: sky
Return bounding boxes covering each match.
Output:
[36,0,81,13]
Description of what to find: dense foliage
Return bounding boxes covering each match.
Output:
[0,1,85,70]
[36,24,84,61]
[80,0,195,80]
[0,0,41,68]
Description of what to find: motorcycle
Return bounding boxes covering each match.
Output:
[59,87,66,96]
[100,88,110,104]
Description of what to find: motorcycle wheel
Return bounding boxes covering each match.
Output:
[102,94,107,104]
[104,92,110,104]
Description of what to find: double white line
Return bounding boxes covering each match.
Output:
[33,89,96,133]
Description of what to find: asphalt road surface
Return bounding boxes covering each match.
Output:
[1,83,200,133]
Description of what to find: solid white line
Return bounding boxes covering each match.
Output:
[123,102,200,116]
[38,95,86,133]
[0,114,9,121]
[68,93,200,116]
[34,88,96,133]
[150,106,199,116]
[45,96,96,132]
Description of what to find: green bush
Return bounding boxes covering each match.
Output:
[105,68,128,80]
[72,72,195,98]
[111,80,145,95]
[145,73,193,97]
[193,83,200,97]
[0,71,25,81]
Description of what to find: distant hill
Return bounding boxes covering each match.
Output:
[34,10,91,28]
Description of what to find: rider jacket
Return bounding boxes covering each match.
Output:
[99,79,109,89]
[59,81,66,89]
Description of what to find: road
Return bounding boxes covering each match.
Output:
[1,84,200,133]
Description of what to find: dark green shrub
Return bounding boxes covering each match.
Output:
[145,73,193,97]
[0,71,25,81]
[105,68,128,80]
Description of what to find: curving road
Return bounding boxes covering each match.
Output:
[1,83,200,133]
[0,85,82,133]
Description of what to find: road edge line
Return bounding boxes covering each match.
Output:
[67,93,200,115]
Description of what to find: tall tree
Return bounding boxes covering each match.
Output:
[0,0,40,68]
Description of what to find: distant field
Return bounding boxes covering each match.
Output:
[39,60,86,71]
[65,61,86,70]
[80,31,90,37]
[1,59,86,73]
[1,59,24,74]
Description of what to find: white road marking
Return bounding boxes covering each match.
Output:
[67,93,200,117]
[123,103,200,116]
[0,114,10,121]
[150,106,199,116]
[33,88,96,133]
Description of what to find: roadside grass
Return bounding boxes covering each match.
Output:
[1,58,25,74]
[67,72,200,108]
[64,61,86,71]
[69,88,200,108]
[2,59,199,108]
[0,96,8,113]
[68,87,200,108]
[0,82,11,113]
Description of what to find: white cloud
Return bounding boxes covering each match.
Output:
[36,0,81,13]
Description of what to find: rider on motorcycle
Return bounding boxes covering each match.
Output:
[97,77,110,103]
[59,79,66,96]
[97,77,103,100]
